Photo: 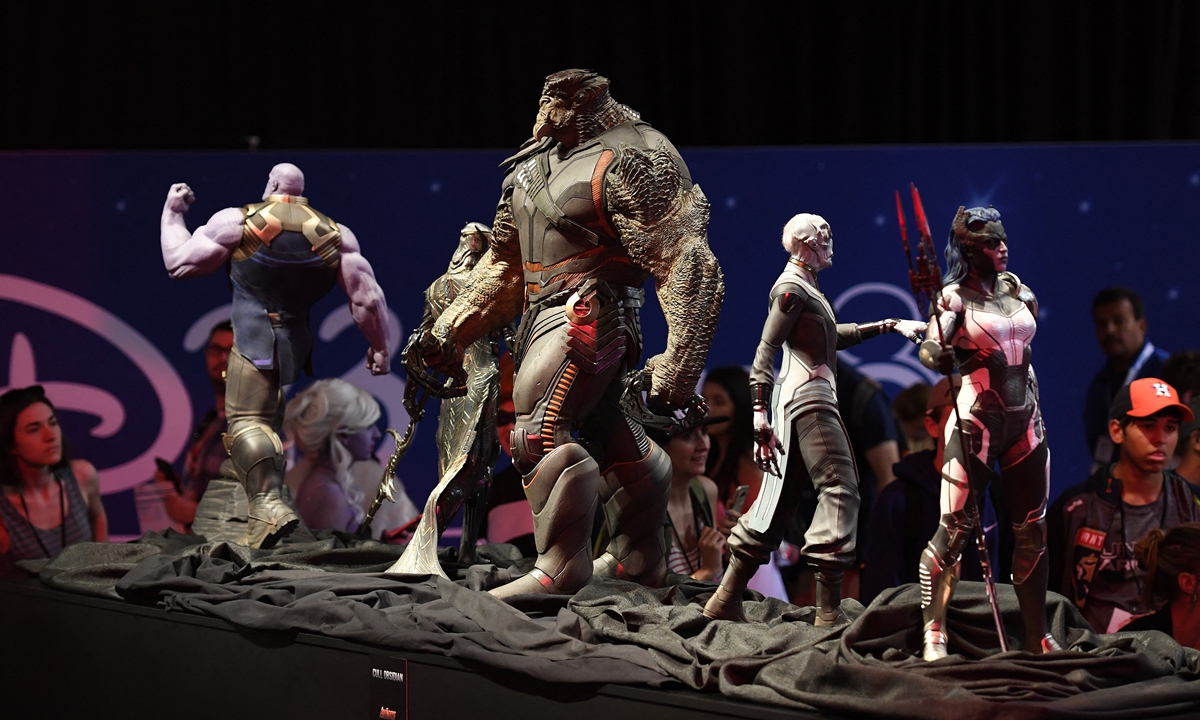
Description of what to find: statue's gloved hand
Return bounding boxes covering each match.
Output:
[165,183,195,214]
[919,340,956,375]
[889,319,927,343]
[367,347,390,375]
[753,410,785,476]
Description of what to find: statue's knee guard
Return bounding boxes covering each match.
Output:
[919,509,973,658]
[523,442,600,594]
[223,423,286,496]
[596,442,672,584]
[224,423,296,548]
[1011,499,1048,585]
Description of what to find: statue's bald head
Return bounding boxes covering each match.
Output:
[263,163,305,199]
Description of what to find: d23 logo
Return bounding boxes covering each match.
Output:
[0,274,193,494]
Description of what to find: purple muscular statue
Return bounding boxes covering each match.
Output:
[160,163,390,548]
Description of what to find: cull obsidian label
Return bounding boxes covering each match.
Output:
[369,655,408,720]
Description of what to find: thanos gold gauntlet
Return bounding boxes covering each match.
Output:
[918,509,973,660]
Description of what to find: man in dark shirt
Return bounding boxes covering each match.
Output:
[1084,288,1169,472]
[1050,377,1200,633]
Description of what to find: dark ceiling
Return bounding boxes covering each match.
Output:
[3,2,1198,150]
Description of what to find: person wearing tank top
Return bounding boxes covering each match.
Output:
[0,386,107,576]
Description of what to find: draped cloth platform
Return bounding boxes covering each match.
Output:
[5,532,1199,720]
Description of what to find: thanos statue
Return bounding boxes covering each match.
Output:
[160,163,391,548]
[394,222,504,575]
[703,214,924,624]
[392,70,724,597]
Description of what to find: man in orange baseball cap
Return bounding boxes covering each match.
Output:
[1049,378,1200,634]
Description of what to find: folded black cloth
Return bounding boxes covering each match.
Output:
[569,579,1200,718]
[33,533,1200,718]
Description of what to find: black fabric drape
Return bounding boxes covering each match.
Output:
[26,533,1200,718]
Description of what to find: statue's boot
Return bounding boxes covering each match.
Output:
[1011,505,1062,653]
[491,443,599,598]
[703,555,753,622]
[226,423,298,549]
[919,509,972,660]
[814,570,847,627]
[593,442,672,586]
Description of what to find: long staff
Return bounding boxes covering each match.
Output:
[358,330,467,537]
[897,184,1009,652]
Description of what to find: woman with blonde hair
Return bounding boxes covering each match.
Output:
[284,379,381,533]
[1127,522,1200,650]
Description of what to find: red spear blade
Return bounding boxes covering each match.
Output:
[895,190,909,248]
[910,183,933,242]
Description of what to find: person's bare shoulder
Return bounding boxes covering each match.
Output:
[70,459,100,492]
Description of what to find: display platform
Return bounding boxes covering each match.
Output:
[5,534,1200,720]
[0,579,813,720]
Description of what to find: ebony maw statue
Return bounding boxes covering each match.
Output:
[917,207,1060,659]
[395,70,724,597]
[394,223,502,574]
[704,214,924,624]
[161,163,391,548]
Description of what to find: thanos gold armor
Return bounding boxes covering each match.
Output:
[394,70,724,597]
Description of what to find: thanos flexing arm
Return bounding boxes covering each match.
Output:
[160,163,390,548]
[403,70,723,598]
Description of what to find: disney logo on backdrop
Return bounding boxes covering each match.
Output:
[0,274,194,494]
[833,281,939,389]
[184,303,409,461]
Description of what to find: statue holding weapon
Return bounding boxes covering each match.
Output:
[898,186,1062,659]
[387,223,504,576]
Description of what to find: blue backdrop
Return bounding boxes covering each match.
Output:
[3,145,1197,535]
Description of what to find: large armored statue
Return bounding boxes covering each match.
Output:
[704,214,923,624]
[160,163,391,548]
[394,223,503,574]
[395,70,724,597]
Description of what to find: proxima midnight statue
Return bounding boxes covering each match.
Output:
[160,163,391,548]
[395,70,724,597]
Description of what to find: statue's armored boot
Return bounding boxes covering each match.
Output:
[1011,503,1062,653]
[702,555,753,622]
[225,423,298,549]
[919,509,973,660]
[593,442,672,586]
[814,570,847,627]
[490,443,600,598]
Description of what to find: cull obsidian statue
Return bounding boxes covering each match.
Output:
[160,163,391,548]
[703,214,924,624]
[394,223,503,574]
[917,206,1060,659]
[393,70,724,597]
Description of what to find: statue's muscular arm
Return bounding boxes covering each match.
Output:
[427,188,525,364]
[337,224,392,375]
[160,183,243,278]
[606,144,725,410]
